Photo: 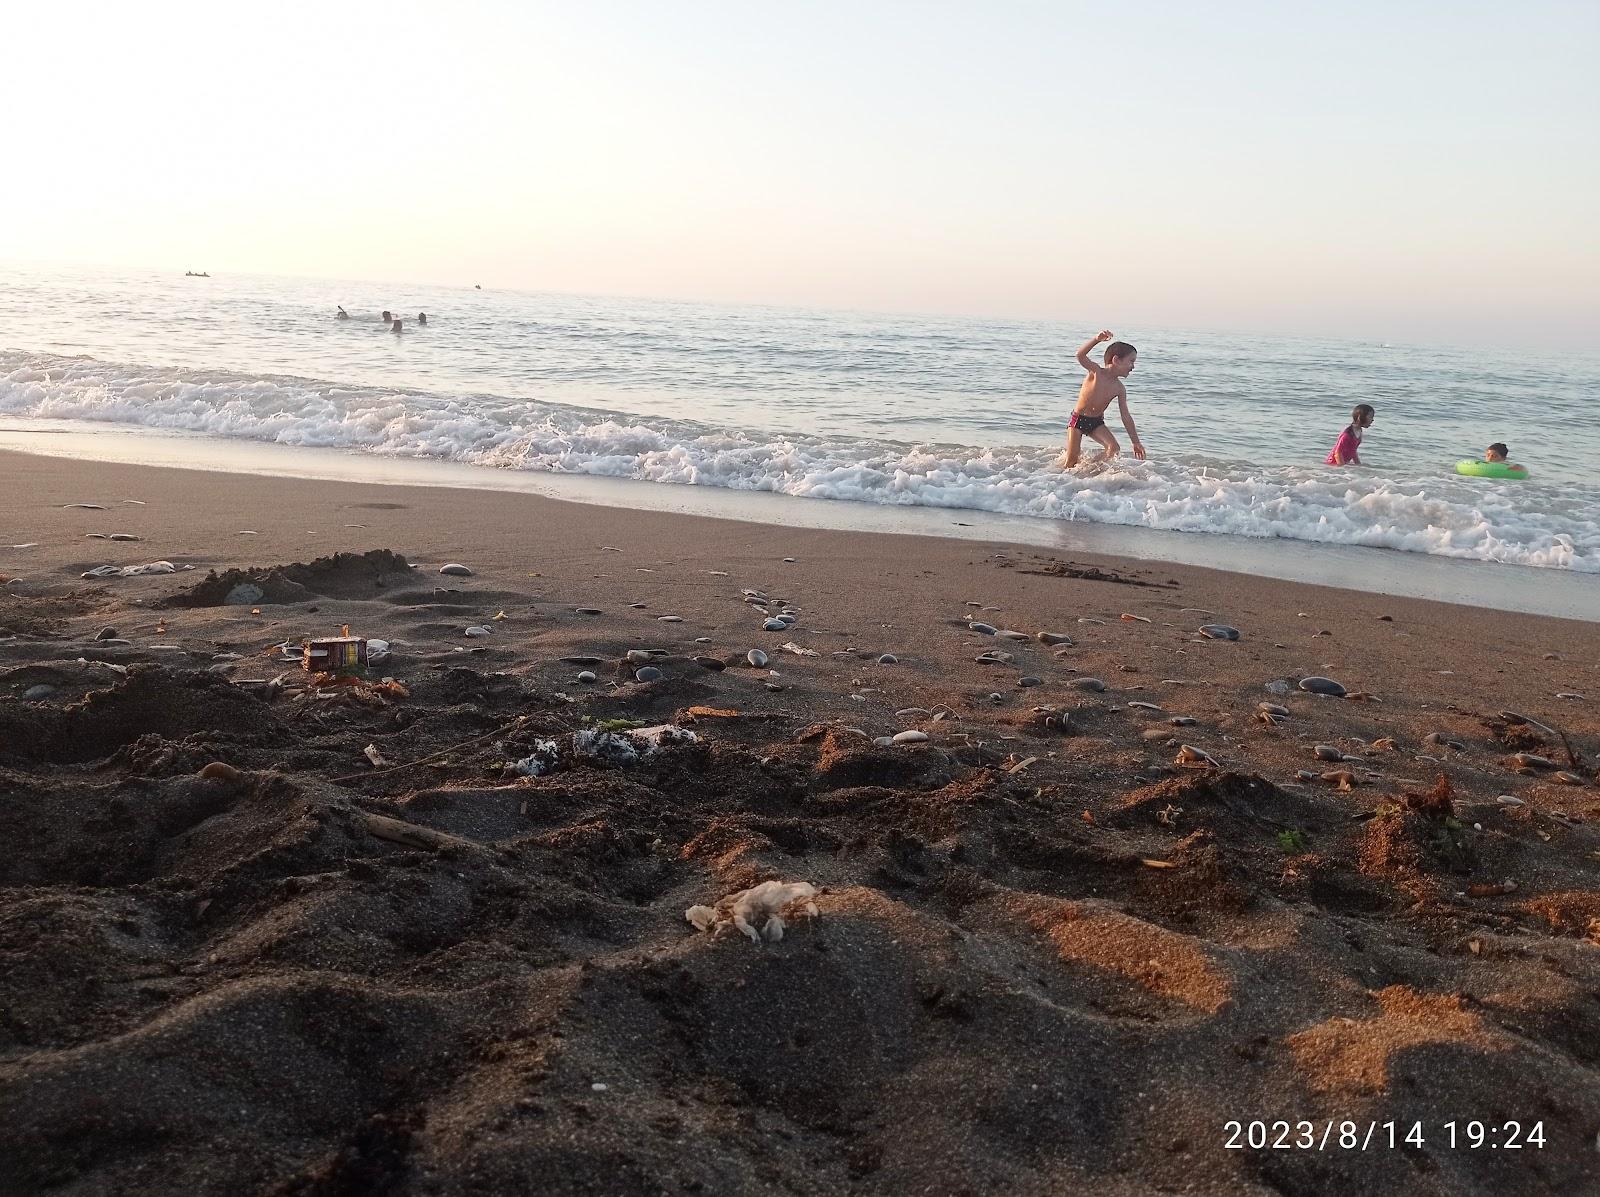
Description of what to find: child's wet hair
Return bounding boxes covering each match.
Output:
[1103,341,1137,364]
[1352,403,1376,424]
[1488,442,1509,458]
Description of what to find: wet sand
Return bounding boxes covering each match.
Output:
[2,450,1599,1195]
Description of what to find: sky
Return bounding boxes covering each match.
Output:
[2,1,1596,347]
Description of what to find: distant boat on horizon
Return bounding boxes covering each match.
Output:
[184,271,210,278]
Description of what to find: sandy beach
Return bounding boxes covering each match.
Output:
[3,447,1599,1195]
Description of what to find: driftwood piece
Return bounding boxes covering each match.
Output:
[355,812,478,853]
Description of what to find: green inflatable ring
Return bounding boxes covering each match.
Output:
[1455,460,1529,480]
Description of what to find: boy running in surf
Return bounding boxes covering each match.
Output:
[1061,330,1143,468]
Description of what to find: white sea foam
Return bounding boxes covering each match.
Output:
[3,351,1596,572]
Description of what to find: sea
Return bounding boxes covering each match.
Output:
[2,264,1597,607]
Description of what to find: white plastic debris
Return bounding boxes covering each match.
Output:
[573,724,698,765]
[82,561,178,579]
[366,637,391,664]
[685,880,820,944]
[779,642,819,657]
[510,739,561,777]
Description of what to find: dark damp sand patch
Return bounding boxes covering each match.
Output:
[163,549,416,607]
[999,553,1177,588]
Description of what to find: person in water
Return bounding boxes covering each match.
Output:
[417,312,427,325]
[381,310,392,322]
[1485,442,1522,470]
[336,306,349,319]
[1325,403,1375,466]
[1061,330,1142,467]
[392,318,403,333]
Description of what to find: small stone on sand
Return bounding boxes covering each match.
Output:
[892,730,929,744]
[969,622,998,636]
[635,667,664,682]
[1298,676,1347,697]
[1073,678,1107,692]
[576,671,597,682]
[747,649,769,667]
[1036,632,1072,646]
[878,654,898,664]
[1198,624,1240,640]
[439,563,473,576]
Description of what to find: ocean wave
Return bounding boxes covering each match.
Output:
[3,350,1595,572]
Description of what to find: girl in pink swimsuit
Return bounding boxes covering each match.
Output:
[1326,404,1375,465]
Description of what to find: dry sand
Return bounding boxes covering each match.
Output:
[2,449,1598,1195]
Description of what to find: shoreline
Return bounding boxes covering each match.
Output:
[1,426,1595,623]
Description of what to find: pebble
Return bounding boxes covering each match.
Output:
[630,603,648,609]
[1168,716,1197,726]
[746,649,769,668]
[783,558,797,563]
[1018,676,1042,688]
[1128,701,1163,711]
[1512,753,1553,769]
[997,630,1031,641]
[464,626,493,637]
[96,626,118,640]
[1120,614,1151,623]
[576,671,597,683]
[878,654,898,664]
[635,667,664,683]
[1077,617,1106,625]
[1258,702,1290,717]
[1036,632,1073,646]
[874,736,895,747]
[763,619,787,631]
[1198,624,1241,641]
[1495,794,1525,807]
[1176,744,1217,767]
[657,615,683,623]
[695,657,726,672]
[969,622,998,636]
[22,685,55,701]
[1298,676,1347,697]
[974,650,1015,665]
[892,730,929,745]
[1313,744,1344,761]
[1552,771,1584,785]
[439,563,474,576]
[199,761,243,783]
[989,693,1004,703]
[575,608,603,616]
[694,637,711,643]
[1555,692,1586,700]
[1073,678,1107,692]
[1423,732,1465,751]
[626,650,653,664]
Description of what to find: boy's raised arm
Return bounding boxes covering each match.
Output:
[1075,329,1113,372]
